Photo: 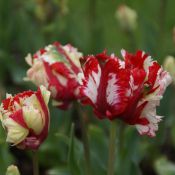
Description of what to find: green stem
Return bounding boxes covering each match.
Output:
[107,121,117,175]
[79,109,92,175]
[32,151,39,175]
[118,122,125,152]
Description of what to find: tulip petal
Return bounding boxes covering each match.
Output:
[3,118,29,145]
[22,106,43,135]
[40,85,51,105]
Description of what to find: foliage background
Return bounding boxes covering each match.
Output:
[0,0,175,174]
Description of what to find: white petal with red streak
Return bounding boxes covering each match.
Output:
[63,44,82,68]
[143,55,153,73]
[106,73,120,105]
[83,65,101,104]
[135,69,172,136]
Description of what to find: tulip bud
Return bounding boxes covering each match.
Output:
[6,165,20,175]
[115,4,137,32]
[163,55,175,84]
[25,42,83,109]
[0,86,50,150]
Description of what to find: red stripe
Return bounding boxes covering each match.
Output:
[9,109,28,129]
[54,42,80,74]
[35,87,50,143]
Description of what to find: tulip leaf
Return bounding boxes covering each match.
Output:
[88,124,108,175]
[0,127,14,174]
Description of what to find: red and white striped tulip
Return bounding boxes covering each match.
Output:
[25,42,83,109]
[0,86,50,150]
[79,50,172,137]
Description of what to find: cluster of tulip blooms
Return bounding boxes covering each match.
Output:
[0,42,172,174]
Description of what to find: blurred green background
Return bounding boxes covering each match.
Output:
[0,0,175,175]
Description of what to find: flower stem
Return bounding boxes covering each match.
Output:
[107,121,117,175]
[79,109,92,175]
[32,151,39,175]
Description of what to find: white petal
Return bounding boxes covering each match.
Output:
[27,60,49,88]
[25,53,33,66]
[84,65,101,103]
[106,73,119,105]
[77,72,85,85]
[6,93,12,98]
[121,49,126,58]
[143,56,153,73]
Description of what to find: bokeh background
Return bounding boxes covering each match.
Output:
[0,0,175,175]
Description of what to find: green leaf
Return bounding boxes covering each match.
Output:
[0,127,14,174]
[88,124,108,175]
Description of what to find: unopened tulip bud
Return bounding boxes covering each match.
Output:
[163,55,175,83]
[0,86,50,150]
[115,4,137,32]
[6,165,20,175]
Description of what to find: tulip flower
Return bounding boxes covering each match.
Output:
[25,42,83,109]
[0,86,50,150]
[6,165,20,175]
[164,55,175,84]
[79,50,172,137]
[115,4,137,31]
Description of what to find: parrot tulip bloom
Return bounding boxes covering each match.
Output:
[25,42,83,109]
[0,86,50,150]
[79,50,172,137]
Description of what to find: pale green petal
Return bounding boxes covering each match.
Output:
[6,165,20,175]
[3,118,29,145]
[22,106,44,135]
[40,85,51,105]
